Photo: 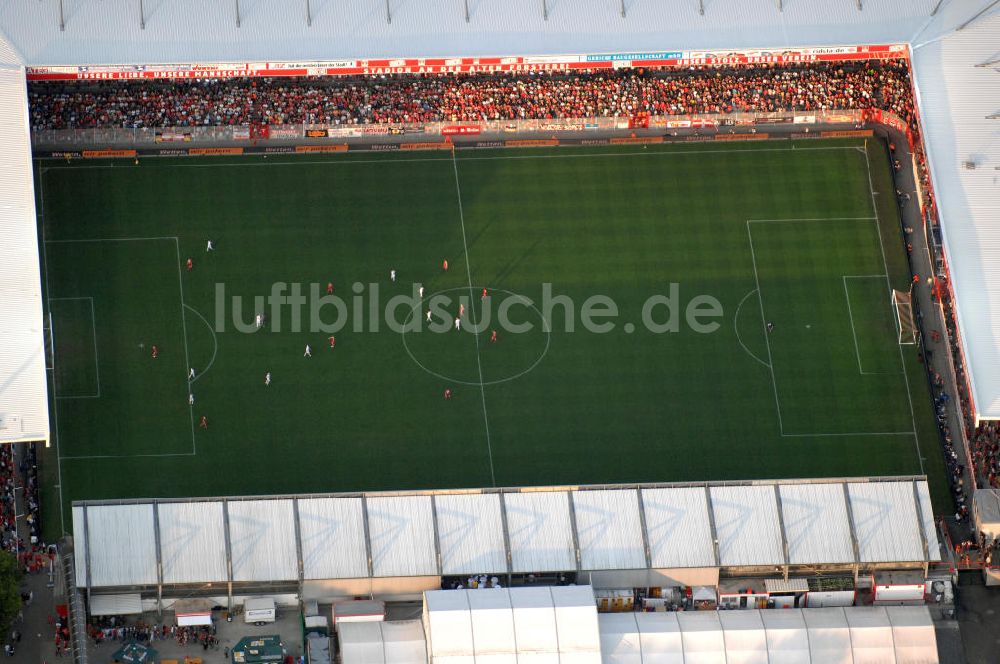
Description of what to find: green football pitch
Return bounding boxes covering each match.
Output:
[35,139,947,540]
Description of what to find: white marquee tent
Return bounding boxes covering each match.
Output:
[423,585,602,663]
[599,606,938,664]
[338,620,428,664]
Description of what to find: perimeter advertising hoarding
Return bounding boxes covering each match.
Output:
[25,45,907,81]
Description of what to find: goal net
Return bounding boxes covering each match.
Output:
[892,289,917,345]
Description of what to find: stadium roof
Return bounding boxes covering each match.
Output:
[910,5,1000,421]
[71,478,941,590]
[0,0,965,65]
[0,51,49,445]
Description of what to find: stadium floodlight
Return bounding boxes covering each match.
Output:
[893,289,918,345]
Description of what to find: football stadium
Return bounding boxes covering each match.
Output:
[1,1,999,662]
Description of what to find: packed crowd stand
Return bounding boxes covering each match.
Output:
[28,60,917,130]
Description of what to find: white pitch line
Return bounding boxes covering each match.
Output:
[748,217,877,224]
[36,161,68,536]
[184,304,218,384]
[451,150,497,488]
[781,431,917,438]
[47,296,101,398]
[173,237,198,456]
[843,277,866,376]
[863,141,923,471]
[45,236,180,243]
[745,220,785,434]
[733,289,771,369]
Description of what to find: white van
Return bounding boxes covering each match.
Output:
[244,597,277,625]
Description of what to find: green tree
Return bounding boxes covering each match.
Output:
[0,552,21,641]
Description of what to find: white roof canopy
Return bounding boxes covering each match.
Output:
[0,59,48,445]
[911,6,1000,420]
[71,479,940,589]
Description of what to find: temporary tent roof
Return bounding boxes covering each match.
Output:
[598,607,938,664]
[423,585,601,663]
[71,479,941,589]
[338,620,427,664]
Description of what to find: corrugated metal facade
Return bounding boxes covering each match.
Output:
[71,479,940,589]
[573,489,645,571]
[848,482,926,563]
[504,491,576,574]
[435,493,507,576]
[711,485,785,567]
[642,487,715,569]
[0,61,48,445]
[780,483,854,565]
[227,499,298,582]
[367,495,437,578]
[299,497,369,580]
[158,501,227,584]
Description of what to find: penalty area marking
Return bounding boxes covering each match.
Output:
[46,236,198,460]
[747,217,916,439]
[184,304,218,384]
[48,296,101,399]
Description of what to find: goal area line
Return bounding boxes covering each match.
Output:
[746,218,916,440]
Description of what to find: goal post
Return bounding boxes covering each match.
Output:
[892,288,917,345]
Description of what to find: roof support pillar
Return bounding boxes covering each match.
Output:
[698,0,705,15]
[292,499,305,600]
[773,485,791,580]
[567,492,582,572]
[386,0,392,23]
[911,481,931,565]
[464,0,470,22]
[636,488,653,569]
[59,0,65,31]
[430,496,443,576]
[361,496,375,579]
[153,501,164,618]
[842,483,862,583]
[498,492,514,579]
[542,0,549,20]
[620,0,626,18]
[140,0,146,29]
[82,504,92,606]
[704,486,721,567]
[306,0,312,26]
[236,0,241,27]
[222,500,234,611]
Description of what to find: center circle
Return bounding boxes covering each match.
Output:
[400,287,551,386]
